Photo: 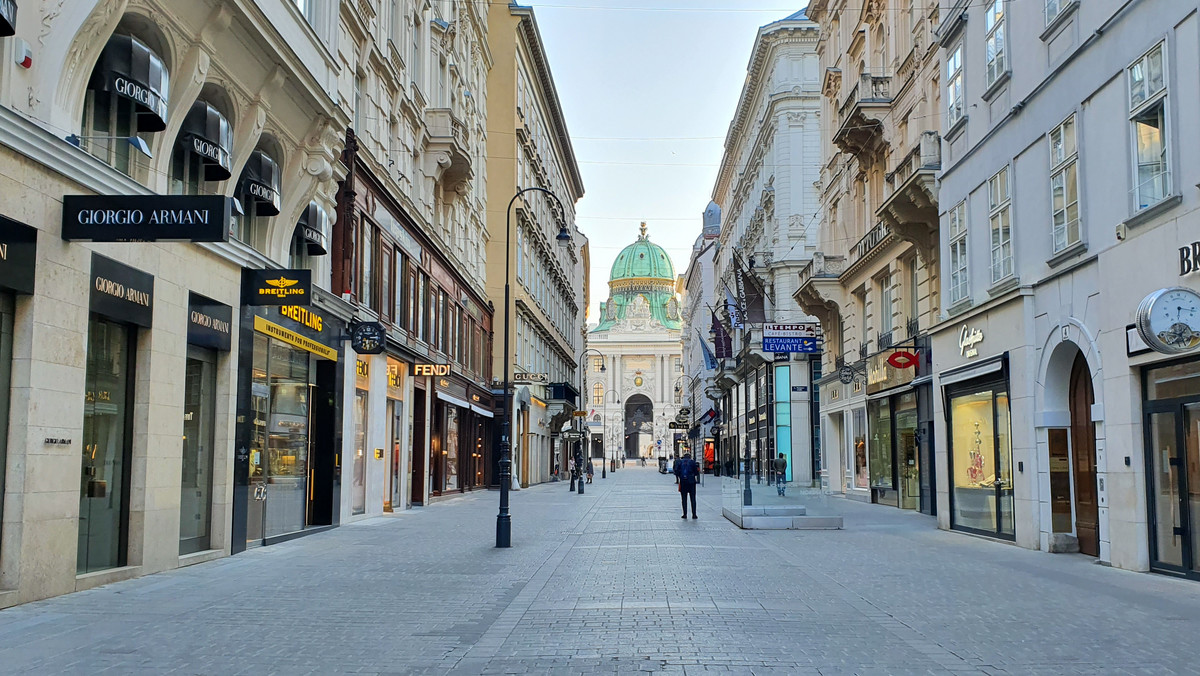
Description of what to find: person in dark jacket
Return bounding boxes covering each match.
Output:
[773,453,788,496]
[673,452,700,519]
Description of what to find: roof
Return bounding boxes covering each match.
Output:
[608,223,676,282]
[783,8,809,21]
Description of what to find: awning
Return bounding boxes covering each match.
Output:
[0,0,16,37]
[296,202,329,256]
[238,150,280,216]
[180,100,232,181]
[88,34,169,132]
[470,404,494,418]
[437,391,471,410]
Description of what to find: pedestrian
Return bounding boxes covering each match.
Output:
[773,453,788,496]
[674,452,699,519]
[586,460,594,484]
[672,453,680,484]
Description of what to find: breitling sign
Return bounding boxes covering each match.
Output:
[242,268,312,306]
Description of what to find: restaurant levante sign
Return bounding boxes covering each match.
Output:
[62,195,231,242]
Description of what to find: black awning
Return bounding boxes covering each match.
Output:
[0,0,16,37]
[238,150,280,216]
[296,203,329,256]
[180,100,232,181]
[88,34,169,132]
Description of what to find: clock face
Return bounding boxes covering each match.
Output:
[1138,287,1200,354]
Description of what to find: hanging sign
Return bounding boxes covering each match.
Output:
[62,195,232,242]
[242,268,312,306]
[762,323,820,353]
[90,253,153,327]
[0,215,37,295]
[351,322,386,354]
[887,350,918,370]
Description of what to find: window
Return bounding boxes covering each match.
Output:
[1045,0,1066,25]
[877,273,893,334]
[949,201,969,304]
[855,288,868,347]
[288,230,311,271]
[946,44,964,127]
[353,73,365,133]
[988,167,1013,283]
[984,0,1006,88]
[358,221,374,309]
[592,357,603,372]
[1129,42,1169,210]
[294,0,318,24]
[907,258,919,324]
[593,383,604,406]
[1048,116,1080,252]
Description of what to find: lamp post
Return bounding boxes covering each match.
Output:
[578,348,607,486]
[497,187,570,549]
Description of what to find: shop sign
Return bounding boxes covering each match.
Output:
[386,358,406,399]
[1180,241,1200,276]
[414,363,451,377]
[187,293,232,351]
[0,215,36,294]
[762,323,820,353]
[90,253,153,327]
[887,350,918,370]
[242,268,312,306]
[356,359,370,390]
[351,321,386,355]
[867,350,917,395]
[62,195,231,242]
[958,325,984,358]
[253,315,338,361]
[279,305,322,332]
[513,372,549,384]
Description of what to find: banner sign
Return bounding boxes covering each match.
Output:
[242,268,312,306]
[187,292,232,351]
[63,194,231,242]
[762,323,820,353]
[90,253,153,327]
[0,215,37,294]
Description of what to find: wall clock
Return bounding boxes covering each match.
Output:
[1136,286,1200,354]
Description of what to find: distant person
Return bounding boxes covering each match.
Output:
[674,452,700,519]
[586,460,594,484]
[672,453,680,484]
[773,453,788,496]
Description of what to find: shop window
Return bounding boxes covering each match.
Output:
[868,398,894,501]
[852,408,868,488]
[352,388,368,515]
[948,383,1014,538]
[81,34,169,178]
[1129,42,1170,210]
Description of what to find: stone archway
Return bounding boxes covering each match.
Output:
[624,394,653,459]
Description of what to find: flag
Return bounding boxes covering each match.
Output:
[724,285,743,329]
[697,330,718,371]
[711,309,733,359]
[734,255,767,324]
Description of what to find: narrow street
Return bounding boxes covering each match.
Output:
[1,467,1199,675]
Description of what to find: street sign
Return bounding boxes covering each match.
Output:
[668,421,687,429]
[572,411,589,417]
[561,431,584,440]
[762,323,821,353]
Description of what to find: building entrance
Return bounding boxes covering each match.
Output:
[1069,353,1099,556]
[1144,358,1200,577]
[624,394,653,459]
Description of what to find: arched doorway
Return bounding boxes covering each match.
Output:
[1069,352,1099,556]
[624,394,653,459]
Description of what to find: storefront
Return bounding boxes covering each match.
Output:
[429,372,494,496]
[817,367,868,500]
[941,355,1014,540]
[1143,357,1200,576]
[864,343,933,512]
[385,357,408,511]
[181,293,232,555]
[233,274,344,552]
[0,215,34,565]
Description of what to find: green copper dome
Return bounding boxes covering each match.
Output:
[609,223,675,281]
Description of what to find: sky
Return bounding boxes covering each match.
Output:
[528,0,808,321]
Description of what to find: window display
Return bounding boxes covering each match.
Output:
[869,398,894,505]
[353,389,368,515]
[948,383,1014,538]
[853,407,868,488]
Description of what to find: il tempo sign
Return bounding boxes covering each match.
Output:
[762,323,820,353]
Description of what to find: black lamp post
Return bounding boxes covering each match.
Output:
[579,348,607,485]
[497,186,569,549]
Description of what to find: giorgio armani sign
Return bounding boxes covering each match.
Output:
[62,195,231,242]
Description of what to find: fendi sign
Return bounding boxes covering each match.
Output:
[414,363,451,377]
[63,195,231,242]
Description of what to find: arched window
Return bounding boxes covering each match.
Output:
[81,33,169,176]
[171,99,232,196]
[593,382,604,406]
[236,147,281,253]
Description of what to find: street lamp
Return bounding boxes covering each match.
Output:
[578,348,606,487]
[497,186,569,549]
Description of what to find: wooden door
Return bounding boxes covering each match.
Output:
[1069,353,1099,556]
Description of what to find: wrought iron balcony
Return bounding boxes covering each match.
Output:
[858,342,868,359]
[906,316,920,339]
[850,222,893,265]
[878,330,894,350]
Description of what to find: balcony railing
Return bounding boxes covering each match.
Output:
[838,72,893,126]
[906,316,920,339]
[859,342,869,359]
[891,131,942,187]
[878,329,894,350]
[798,252,847,287]
[851,222,892,265]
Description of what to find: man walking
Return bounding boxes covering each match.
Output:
[674,452,699,519]
[773,453,788,496]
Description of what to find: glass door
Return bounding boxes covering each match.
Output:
[388,400,404,509]
[264,342,310,538]
[247,334,268,544]
[1148,411,1184,568]
[78,317,134,573]
[895,393,919,510]
[180,347,217,555]
[352,389,367,515]
[1143,359,1200,575]
[948,381,1014,539]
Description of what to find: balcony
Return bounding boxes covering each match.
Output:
[793,252,847,338]
[906,316,920,340]
[877,329,894,350]
[849,221,895,267]
[833,72,892,159]
[424,107,472,191]
[879,131,941,291]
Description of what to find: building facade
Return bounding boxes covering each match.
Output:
[589,225,683,464]
[928,0,1200,577]
[795,0,943,514]
[0,0,347,606]
[485,2,586,488]
[332,0,496,513]
[708,10,823,487]
[680,203,722,470]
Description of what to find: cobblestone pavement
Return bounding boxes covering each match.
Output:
[3,466,1200,675]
